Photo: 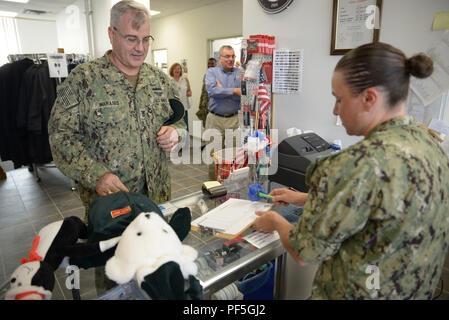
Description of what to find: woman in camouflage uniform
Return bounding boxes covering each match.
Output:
[254,42,449,299]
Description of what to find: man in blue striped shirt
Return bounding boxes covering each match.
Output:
[204,45,242,179]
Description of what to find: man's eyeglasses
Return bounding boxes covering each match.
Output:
[112,26,154,46]
[221,54,236,59]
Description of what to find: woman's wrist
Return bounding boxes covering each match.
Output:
[293,192,308,207]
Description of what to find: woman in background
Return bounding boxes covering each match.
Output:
[169,62,192,133]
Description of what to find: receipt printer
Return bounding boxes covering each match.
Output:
[268,132,333,192]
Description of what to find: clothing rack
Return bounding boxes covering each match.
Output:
[7,53,90,64]
[2,54,89,189]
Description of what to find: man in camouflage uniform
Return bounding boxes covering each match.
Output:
[49,1,186,295]
[196,58,216,127]
[48,1,186,222]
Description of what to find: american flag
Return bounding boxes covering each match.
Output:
[257,68,271,115]
[233,146,246,170]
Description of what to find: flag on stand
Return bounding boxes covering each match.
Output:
[233,146,246,170]
[257,68,271,116]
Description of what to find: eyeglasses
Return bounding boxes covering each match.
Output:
[112,26,154,46]
[221,54,236,59]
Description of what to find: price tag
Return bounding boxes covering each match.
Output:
[47,54,68,78]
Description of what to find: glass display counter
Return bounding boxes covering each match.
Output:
[96,179,287,300]
[165,186,286,299]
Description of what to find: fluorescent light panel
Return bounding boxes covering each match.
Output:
[150,10,160,16]
[3,0,30,3]
[0,10,18,17]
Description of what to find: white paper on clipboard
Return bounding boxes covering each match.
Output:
[191,198,272,236]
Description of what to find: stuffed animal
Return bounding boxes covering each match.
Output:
[5,216,120,300]
[5,206,202,300]
[105,211,198,289]
[102,210,202,300]
[5,261,54,300]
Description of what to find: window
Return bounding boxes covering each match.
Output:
[0,17,21,66]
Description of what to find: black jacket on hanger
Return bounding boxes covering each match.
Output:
[17,61,56,165]
[0,58,34,167]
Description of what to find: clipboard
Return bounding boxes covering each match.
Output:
[191,198,274,239]
[191,221,256,240]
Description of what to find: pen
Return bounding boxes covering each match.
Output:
[257,191,274,200]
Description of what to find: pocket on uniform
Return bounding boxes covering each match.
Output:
[145,99,172,129]
[91,101,129,133]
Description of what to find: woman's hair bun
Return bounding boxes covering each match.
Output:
[405,54,433,79]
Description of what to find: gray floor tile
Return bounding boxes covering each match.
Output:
[0,210,30,230]
[51,279,67,300]
[0,203,27,216]
[50,191,80,204]
[175,176,201,187]
[30,213,64,233]
[3,248,31,278]
[0,189,20,199]
[56,198,84,212]
[22,197,54,210]
[0,223,36,254]
[0,195,23,208]
[26,203,60,220]
[61,206,85,220]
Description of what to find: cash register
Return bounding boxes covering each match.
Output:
[268,132,333,192]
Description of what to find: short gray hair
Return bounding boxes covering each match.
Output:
[219,45,234,56]
[110,1,150,30]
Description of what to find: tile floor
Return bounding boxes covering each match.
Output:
[0,145,209,300]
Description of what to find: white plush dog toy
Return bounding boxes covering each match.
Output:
[105,212,198,285]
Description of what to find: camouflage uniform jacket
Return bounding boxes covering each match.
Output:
[48,51,186,212]
[288,116,449,299]
[195,74,209,127]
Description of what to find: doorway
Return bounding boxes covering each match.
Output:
[210,36,243,67]
[152,48,168,74]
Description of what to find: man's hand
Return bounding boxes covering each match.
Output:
[157,126,179,152]
[216,79,240,95]
[233,88,241,96]
[96,173,129,196]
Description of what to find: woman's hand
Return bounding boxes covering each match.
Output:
[270,188,308,207]
[254,210,279,233]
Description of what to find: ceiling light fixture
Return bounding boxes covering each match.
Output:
[150,10,160,16]
[0,10,18,17]
[3,0,30,3]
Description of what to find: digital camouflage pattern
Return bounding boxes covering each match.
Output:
[289,116,449,299]
[48,51,186,220]
[195,75,209,127]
